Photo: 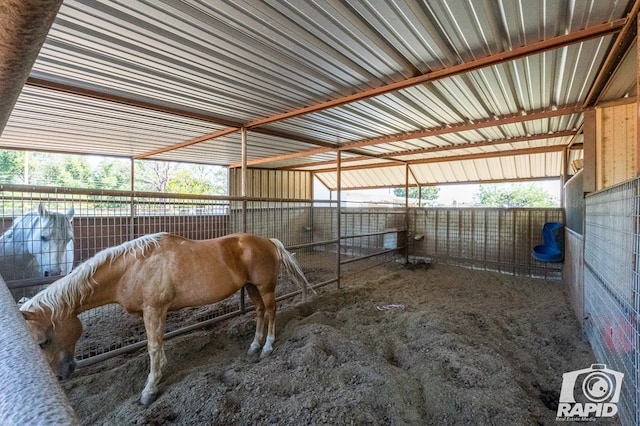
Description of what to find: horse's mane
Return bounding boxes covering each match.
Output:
[0,212,39,242]
[1,210,73,242]
[20,232,169,321]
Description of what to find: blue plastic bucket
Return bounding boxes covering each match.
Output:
[542,222,564,251]
[532,244,563,262]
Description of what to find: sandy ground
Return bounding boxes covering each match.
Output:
[61,260,610,425]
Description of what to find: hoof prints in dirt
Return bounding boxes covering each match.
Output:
[64,263,599,425]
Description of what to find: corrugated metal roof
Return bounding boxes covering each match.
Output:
[0,0,637,189]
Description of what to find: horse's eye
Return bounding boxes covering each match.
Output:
[41,235,49,242]
[39,338,50,349]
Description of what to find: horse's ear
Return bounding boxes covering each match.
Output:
[37,202,47,217]
[22,310,38,321]
[66,206,75,221]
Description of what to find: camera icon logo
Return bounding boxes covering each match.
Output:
[557,364,624,419]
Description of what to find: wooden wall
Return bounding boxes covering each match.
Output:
[587,100,638,191]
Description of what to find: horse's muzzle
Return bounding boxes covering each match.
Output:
[43,267,62,278]
[56,359,77,380]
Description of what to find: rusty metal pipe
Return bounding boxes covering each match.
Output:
[0,0,62,135]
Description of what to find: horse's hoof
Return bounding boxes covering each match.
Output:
[259,348,272,360]
[140,393,157,407]
[247,351,260,363]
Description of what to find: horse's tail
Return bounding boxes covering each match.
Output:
[270,238,316,301]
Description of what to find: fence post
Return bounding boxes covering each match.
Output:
[0,277,79,425]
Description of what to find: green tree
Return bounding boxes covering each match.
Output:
[166,169,211,194]
[29,154,93,188]
[135,160,227,195]
[393,186,440,206]
[473,183,557,207]
[92,159,131,190]
[0,150,24,183]
[135,160,173,192]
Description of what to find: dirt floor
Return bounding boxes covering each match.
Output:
[61,260,607,425]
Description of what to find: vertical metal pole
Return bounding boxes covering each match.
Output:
[130,158,135,239]
[240,127,248,311]
[336,150,342,289]
[560,146,567,207]
[310,173,315,245]
[240,129,248,203]
[405,164,410,263]
[404,163,409,208]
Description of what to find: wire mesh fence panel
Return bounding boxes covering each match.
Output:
[408,207,564,278]
[0,187,78,298]
[584,179,639,426]
[3,185,585,380]
[0,188,341,365]
[133,196,230,240]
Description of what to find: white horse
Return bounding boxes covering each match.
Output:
[0,203,74,280]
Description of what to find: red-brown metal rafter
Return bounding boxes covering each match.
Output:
[26,18,625,161]
[287,130,577,170]
[311,145,564,174]
[583,0,640,107]
[230,105,582,168]
[244,19,625,129]
[338,105,582,150]
[132,127,239,159]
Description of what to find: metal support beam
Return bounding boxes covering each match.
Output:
[250,112,580,169]
[241,127,248,198]
[25,20,623,161]
[312,145,565,174]
[336,150,342,290]
[583,0,640,107]
[129,158,135,239]
[240,126,248,311]
[244,21,625,129]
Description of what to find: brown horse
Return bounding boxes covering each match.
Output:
[20,232,313,406]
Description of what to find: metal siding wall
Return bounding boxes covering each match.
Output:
[564,169,585,234]
[229,169,312,199]
[564,229,584,321]
[584,179,639,426]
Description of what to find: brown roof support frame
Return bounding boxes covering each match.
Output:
[289,130,578,170]
[25,16,627,161]
[229,19,623,166]
[244,20,625,128]
[229,105,583,168]
[311,145,565,174]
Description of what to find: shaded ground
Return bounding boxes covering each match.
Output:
[62,261,609,425]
